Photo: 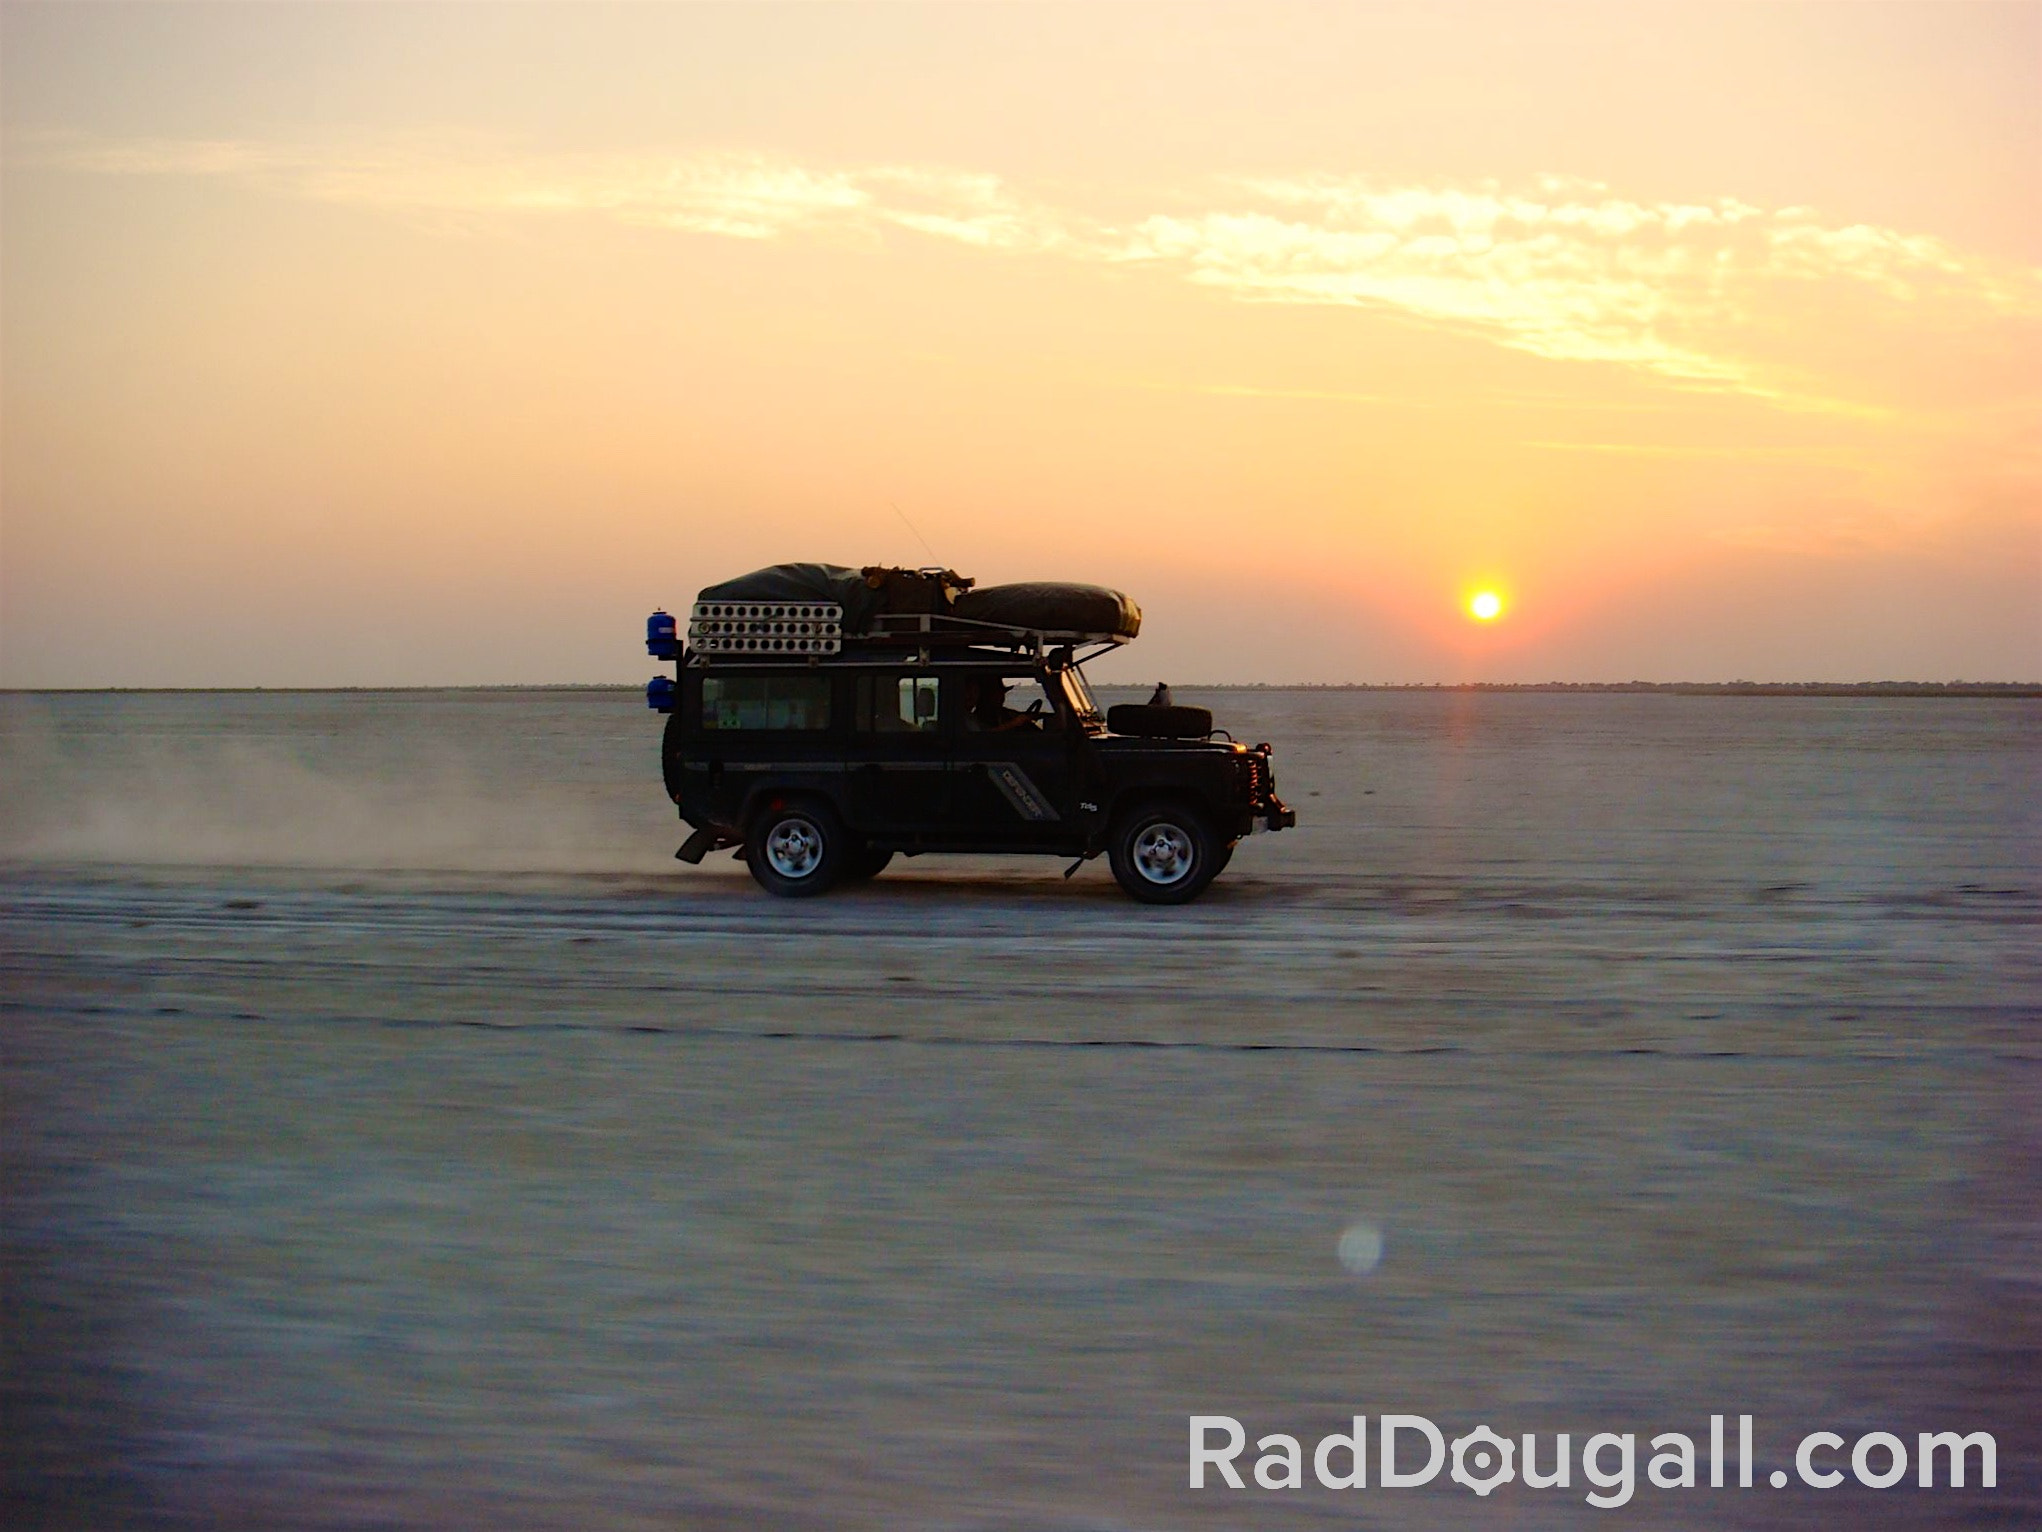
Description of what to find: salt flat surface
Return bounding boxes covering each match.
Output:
[3,689,2037,1528]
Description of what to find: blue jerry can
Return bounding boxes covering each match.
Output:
[645,610,681,660]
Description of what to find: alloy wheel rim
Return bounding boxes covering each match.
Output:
[1131,822,1195,885]
[765,817,825,878]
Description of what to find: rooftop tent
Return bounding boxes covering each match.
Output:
[954,582,1141,641]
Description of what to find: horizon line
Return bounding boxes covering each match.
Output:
[5,681,2038,698]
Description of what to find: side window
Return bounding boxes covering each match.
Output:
[700,674,832,730]
[896,676,940,731]
[857,674,940,733]
[962,674,1058,732]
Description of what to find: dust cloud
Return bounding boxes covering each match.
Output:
[0,691,676,873]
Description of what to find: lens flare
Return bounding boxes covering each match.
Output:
[1469,590,1504,621]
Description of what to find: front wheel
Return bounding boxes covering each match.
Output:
[1107,801,1223,905]
[744,799,847,898]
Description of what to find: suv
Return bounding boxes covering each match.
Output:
[643,566,1293,903]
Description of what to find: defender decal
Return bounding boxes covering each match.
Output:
[987,762,1061,822]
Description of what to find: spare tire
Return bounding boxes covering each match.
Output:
[1107,703,1213,739]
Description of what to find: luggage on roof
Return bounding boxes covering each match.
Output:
[693,564,977,633]
[694,563,879,631]
[691,563,1139,647]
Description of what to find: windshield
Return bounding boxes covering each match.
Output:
[1056,664,1103,726]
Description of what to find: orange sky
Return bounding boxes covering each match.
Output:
[3,1,2037,684]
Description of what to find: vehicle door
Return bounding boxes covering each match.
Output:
[845,669,948,835]
[946,669,1080,845]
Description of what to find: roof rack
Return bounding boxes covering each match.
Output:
[687,600,1131,662]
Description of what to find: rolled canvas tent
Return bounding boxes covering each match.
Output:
[954,582,1139,640]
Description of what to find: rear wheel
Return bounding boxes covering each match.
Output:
[744,799,847,898]
[1107,800,1222,905]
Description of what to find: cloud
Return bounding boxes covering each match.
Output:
[1117,174,2036,404]
[13,133,2037,409]
[12,133,1073,246]
[1121,204,1753,385]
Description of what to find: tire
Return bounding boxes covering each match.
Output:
[841,847,895,882]
[661,712,688,802]
[1107,800,1223,905]
[744,798,847,898]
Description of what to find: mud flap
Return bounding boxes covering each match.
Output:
[675,827,720,865]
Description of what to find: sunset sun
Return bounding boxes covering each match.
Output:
[1468,590,1505,622]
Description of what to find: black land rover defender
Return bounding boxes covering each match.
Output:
[644,563,1293,904]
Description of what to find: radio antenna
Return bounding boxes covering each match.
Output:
[890,501,941,566]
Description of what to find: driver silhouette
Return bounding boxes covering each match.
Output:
[964,676,1040,732]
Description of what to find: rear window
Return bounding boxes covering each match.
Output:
[700,675,832,730]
